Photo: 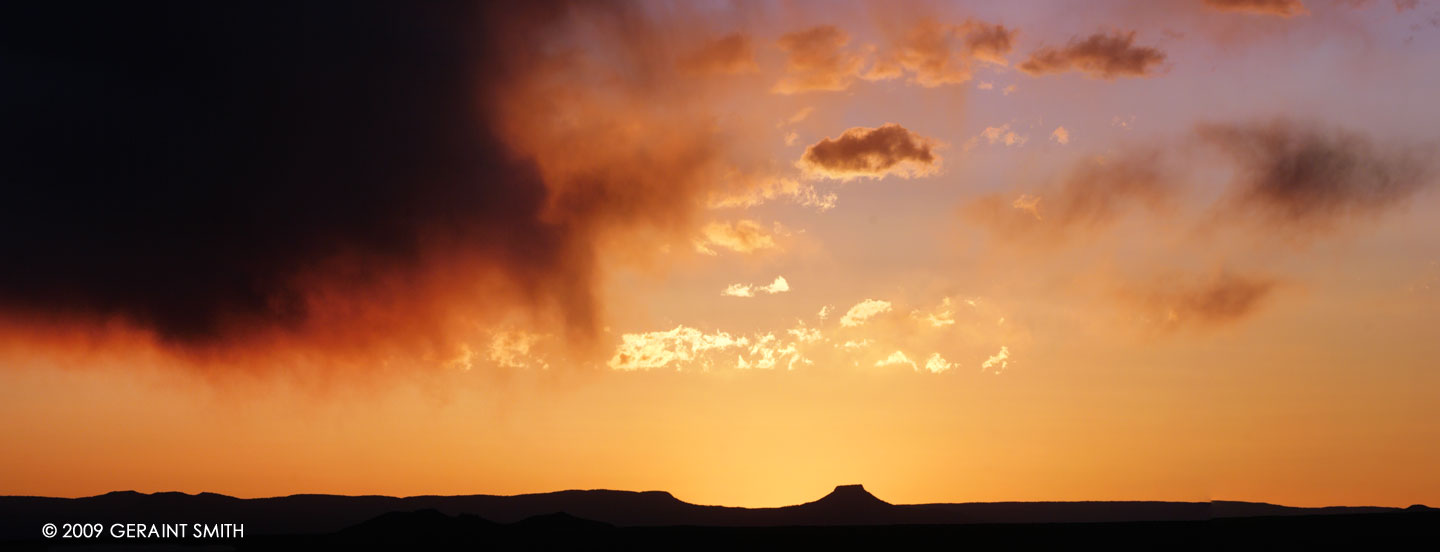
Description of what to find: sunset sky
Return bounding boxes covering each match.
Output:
[2,0,1439,509]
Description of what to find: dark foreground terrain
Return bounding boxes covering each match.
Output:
[2,485,1434,550]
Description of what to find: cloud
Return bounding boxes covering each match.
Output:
[1197,119,1434,235]
[707,177,837,211]
[488,329,548,370]
[609,325,749,371]
[677,33,759,75]
[977,124,1028,147]
[0,3,604,351]
[773,25,867,94]
[874,350,918,370]
[963,21,1020,65]
[696,220,780,255]
[969,118,1433,246]
[610,322,818,372]
[745,332,811,370]
[598,291,1020,374]
[799,124,940,180]
[1012,195,1043,220]
[818,305,833,320]
[1018,31,1167,79]
[865,19,1018,87]
[1128,273,1281,330]
[762,276,791,294]
[787,324,823,343]
[980,346,1010,373]
[721,284,756,298]
[786,107,816,125]
[841,299,893,327]
[1050,126,1071,145]
[1202,0,1310,17]
[923,353,954,374]
[722,276,791,297]
[0,2,804,373]
[964,150,1172,243]
[913,297,957,327]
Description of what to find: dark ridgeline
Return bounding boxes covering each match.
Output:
[2,485,1436,549]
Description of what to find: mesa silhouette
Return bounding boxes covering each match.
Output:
[1,484,1428,542]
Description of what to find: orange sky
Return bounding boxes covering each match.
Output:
[2,0,1439,508]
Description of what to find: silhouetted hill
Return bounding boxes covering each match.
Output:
[0,484,1425,546]
[267,508,1440,551]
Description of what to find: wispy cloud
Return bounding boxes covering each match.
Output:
[1019,31,1167,79]
[841,299,894,327]
[1202,0,1309,17]
[696,220,780,255]
[677,32,758,75]
[865,19,1018,86]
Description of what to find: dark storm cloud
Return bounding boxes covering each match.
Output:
[0,2,596,347]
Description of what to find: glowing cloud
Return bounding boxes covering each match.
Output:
[787,324,823,344]
[721,284,755,298]
[841,299,893,327]
[924,353,954,374]
[875,350,918,370]
[488,330,546,370]
[722,276,791,297]
[609,326,749,371]
[981,345,1011,373]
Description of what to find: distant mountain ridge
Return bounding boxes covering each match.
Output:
[0,484,1420,540]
